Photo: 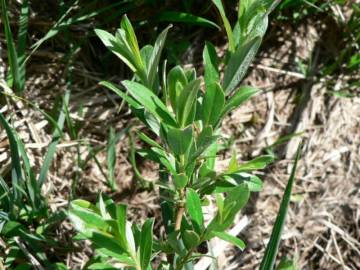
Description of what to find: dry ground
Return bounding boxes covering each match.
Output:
[0,2,359,269]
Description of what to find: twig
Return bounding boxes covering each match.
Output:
[252,64,306,79]
[14,237,45,270]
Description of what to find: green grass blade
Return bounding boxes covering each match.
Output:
[0,113,23,203]
[259,143,302,270]
[1,0,22,92]
[157,11,220,29]
[27,0,79,62]
[17,0,29,91]
[38,90,70,187]
[212,0,235,53]
[107,127,117,191]
[16,135,41,211]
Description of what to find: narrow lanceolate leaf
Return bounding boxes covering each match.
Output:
[182,230,200,250]
[107,127,117,191]
[208,184,249,232]
[115,204,129,250]
[120,15,143,71]
[223,37,261,94]
[173,173,189,190]
[91,232,134,266]
[38,90,70,187]
[202,83,225,126]
[139,219,154,270]
[259,144,301,270]
[122,80,177,127]
[69,201,109,231]
[94,29,137,72]
[188,126,218,164]
[167,65,187,111]
[1,0,22,92]
[222,86,260,116]
[221,173,263,192]
[212,0,235,53]
[167,126,193,156]
[235,155,274,172]
[157,11,220,29]
[99,81,141,110]
[17,136,40,210]
[211,231,245,250]
[186,188,204,234]
[226,150,238,173]
[176,79,201,127]
[17,0,29,90]
[0,113,22,202]
[203,42,220,89]
[147,25,171,90]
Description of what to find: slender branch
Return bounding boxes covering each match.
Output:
[175,189,185,231]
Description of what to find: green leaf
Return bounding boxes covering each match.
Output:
[203,42,220,90]
[91,231,134,265]
[16,0,29,92]
[137,147,176,174]
[212,0,235,53]
[259,144,301,270]
[38,90,70,187]
[173,173,189,190]
[188,126,218,165]
[139,219,154,270]
[167,65,188,111]
[140,45,153,74]
[17,136,41,211]
[120,15,143,71]
[221,173,263,192]
[137,131,161,149]
[222,86,260,116]
[202,83,225,126]
[122,80,177,127]
[95,29,137,72]
[0,113,23,203]
[208,184,249,231]
[235,155,273,172]
[211,231,245,250]
[126,221,136,254]
[167,126,193,156]
[28,1,126,60]
[87,262,118,270]
[147,25,171,90]
[106,127,117,191]
[99,81,142,110]
[182,230,200,250]
[160,201,175,234]
[186,188,204,234]
[1,0,23,92]
[226,150,238,173]
[223,37,262,93]
[69,200,109,231]
[176,79,201,127]
[158,11,220,29]
[167,231,184,256]
[276,257,297,270]
[116,204,128,250]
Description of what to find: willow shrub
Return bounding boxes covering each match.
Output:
[69,1,299,269]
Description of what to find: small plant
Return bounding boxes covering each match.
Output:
[0,92,70,269]
[69,1,300,269]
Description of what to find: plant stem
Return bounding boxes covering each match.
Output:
[175,189,185,231]
[175,154,186,231]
